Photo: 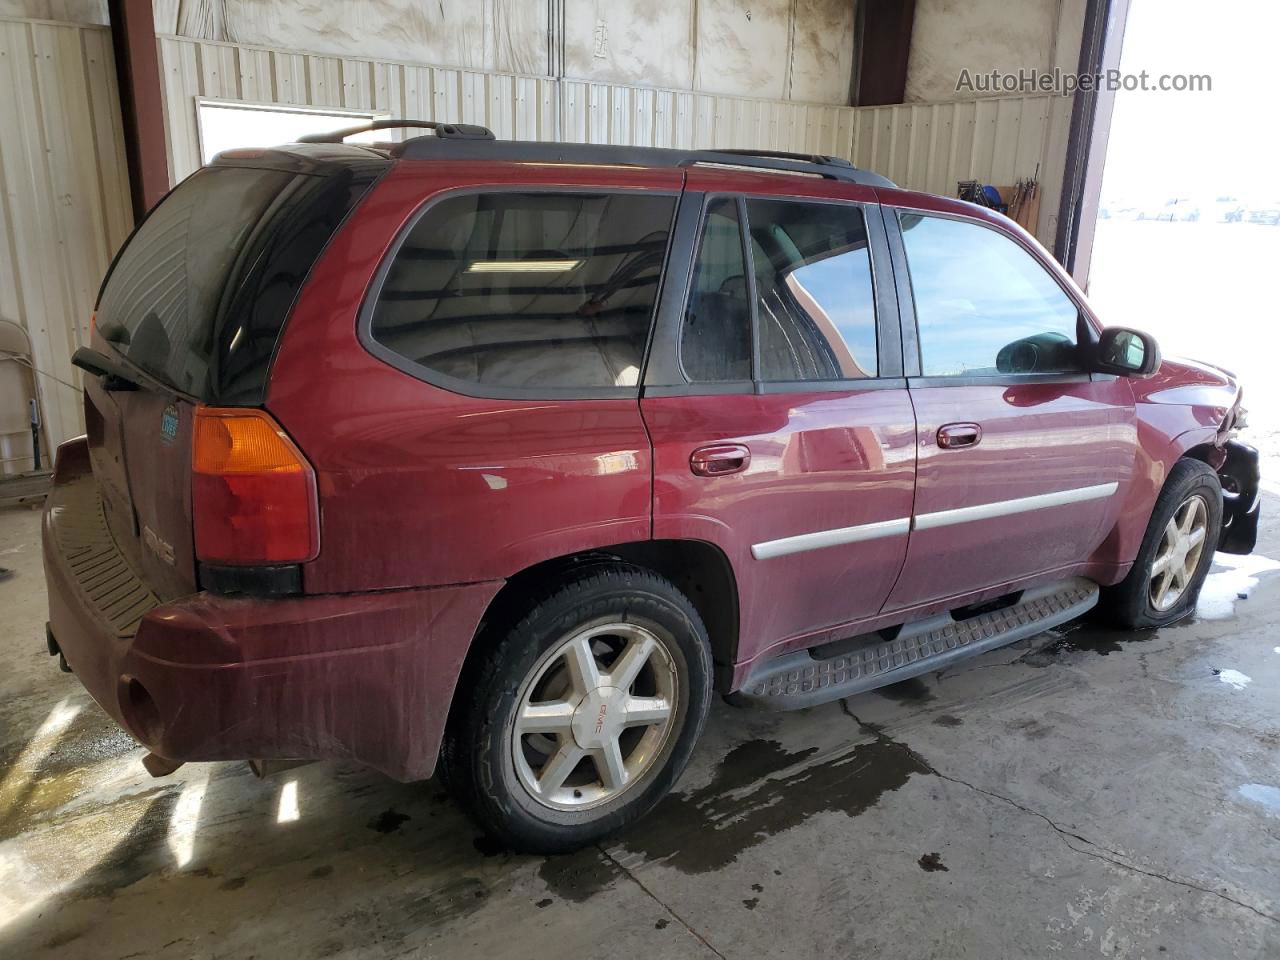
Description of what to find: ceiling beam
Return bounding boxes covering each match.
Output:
[108,0,169,219]
[855,0,917,107]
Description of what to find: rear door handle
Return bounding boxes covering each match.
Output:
[690,443,751,477]
[937,422,982,449]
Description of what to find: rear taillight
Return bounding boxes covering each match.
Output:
[191,408,318,565]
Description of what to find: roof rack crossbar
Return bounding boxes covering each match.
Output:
[390,137,895,187]
[298,119,494,144]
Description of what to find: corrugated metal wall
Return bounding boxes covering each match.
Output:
[157,34,1068,244]
[0,17,132,460]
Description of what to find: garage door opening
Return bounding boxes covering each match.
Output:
[1088,0,1279,485]
[196,100,387,164]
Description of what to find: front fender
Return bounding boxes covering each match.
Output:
[1089,412,1233,572]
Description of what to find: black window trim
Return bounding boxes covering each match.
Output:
[669,193,757,392]
[645,190,903,398]
[358,184,682,402]
[886,205,1106,388]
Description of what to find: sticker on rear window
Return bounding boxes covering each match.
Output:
[160,403,179,445]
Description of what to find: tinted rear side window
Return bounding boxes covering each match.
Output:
[368,191,676,392]
[747,199,878,381]
[680,198,752,383]
[96,162,383,403]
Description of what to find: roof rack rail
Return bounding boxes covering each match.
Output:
[714,148,856,169]
[390,137,895,187]
[297,119,494,144]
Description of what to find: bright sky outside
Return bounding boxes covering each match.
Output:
[1099,0,1280,206]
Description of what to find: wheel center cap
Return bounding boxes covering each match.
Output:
[571,685,625,749]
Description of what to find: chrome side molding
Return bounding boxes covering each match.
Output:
[913,482,1118,531]
[751,482,1119,559]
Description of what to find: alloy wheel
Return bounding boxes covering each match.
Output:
[511,621,679,811]
[1149,494,1209,612]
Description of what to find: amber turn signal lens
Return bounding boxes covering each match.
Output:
[193,409,306,475]
[191,407,318,565]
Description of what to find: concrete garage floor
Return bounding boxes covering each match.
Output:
[1,503,1278,959]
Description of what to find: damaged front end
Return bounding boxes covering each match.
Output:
[1206,391,1259,555]
[1217,438,1260,555]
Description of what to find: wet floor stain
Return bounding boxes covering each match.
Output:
[1025,624,1158,661]
[917,852,949,872]
[42,927,86,949]
[220,875,247,890]
[538,848,623,903]
[473,834,509,857]
[655,918,669,930]
[310,864,335,879]
[67,787,184,899]
[614,736,929,876]
[932,714,964,728]
[367,808,411,833]
[394,876,491,928]
[742,896,759,909]
[876,677,936,703]
[1005,717,1053,741]
[535,897,553,908]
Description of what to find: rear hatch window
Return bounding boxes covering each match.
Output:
[96,161,381,404]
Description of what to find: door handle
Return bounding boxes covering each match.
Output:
[690,443,751,477]
[937,422,982,449]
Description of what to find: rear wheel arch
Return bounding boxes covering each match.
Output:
[457,540,739,700]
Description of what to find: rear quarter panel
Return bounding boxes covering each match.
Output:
[266,162,683,592]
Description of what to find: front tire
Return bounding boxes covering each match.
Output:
[441,563,713,853]
[1100,458,1222,628]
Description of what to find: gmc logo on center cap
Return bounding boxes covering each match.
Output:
[594,704,607,734]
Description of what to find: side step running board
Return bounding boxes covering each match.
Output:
[736,578,1100,710]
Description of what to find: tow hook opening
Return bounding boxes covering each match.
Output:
[121,676,164,744]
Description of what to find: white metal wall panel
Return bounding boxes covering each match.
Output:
[850,94,1069,243]
[156,34,1067,249]
[0,17,131,458]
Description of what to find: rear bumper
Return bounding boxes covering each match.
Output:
[43,462,500,781]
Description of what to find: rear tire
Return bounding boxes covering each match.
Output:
[440,563,712,853]
[1099,458,1222,628]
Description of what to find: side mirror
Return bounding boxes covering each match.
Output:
[1090,326,1161,377]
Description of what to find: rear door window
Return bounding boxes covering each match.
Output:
[746,199,878,381]
[96,163,380,403]
[368,191,676,393]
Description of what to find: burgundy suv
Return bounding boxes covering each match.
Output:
[44,123,1259,852]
